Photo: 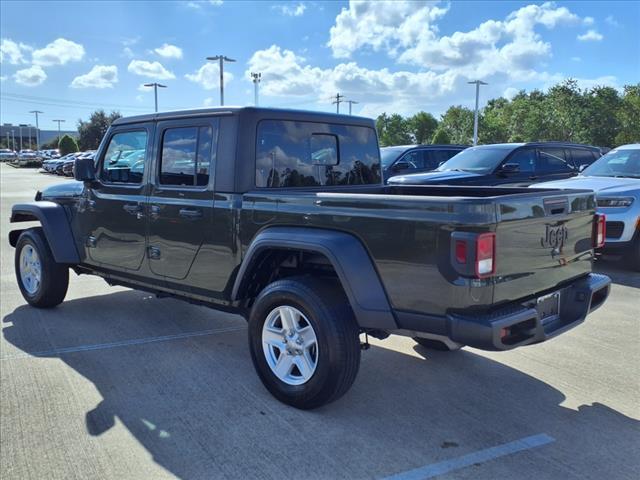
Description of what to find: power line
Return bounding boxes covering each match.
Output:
[1,92,152,111]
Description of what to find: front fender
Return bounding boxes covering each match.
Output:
[232,227,397,331]
[10,202,80,264]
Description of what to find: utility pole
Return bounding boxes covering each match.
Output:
[467,80,487,146]
[53,119,65,146]
[143,83,167,112]
[206,55,235,106]
[332,93,344,114]
[29,110,43,152]
[11,130,15,151]
[251,72,261,106]
[346,100,359,115]
[18,124,26,151]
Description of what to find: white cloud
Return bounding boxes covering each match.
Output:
[70,65,118,89]
[185,62,234,89]
[0,38,31,64]
[0,75,7,82]
[503,87,520,100]
[605,15,619,27]
[272,2,306,17]
[122,47,135,59]
[571,56,581,62]
[32,38,85,66]
[14,65,47,86]
[583,16,594,26]
[127,59,175,79]
[203,97,216,106]
[154,43,183,59]
[187,0,223,8]
[577,29,603,42]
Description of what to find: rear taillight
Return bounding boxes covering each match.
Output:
[476,233,496,278]
[455,240,467,264]
[594,214,606,248]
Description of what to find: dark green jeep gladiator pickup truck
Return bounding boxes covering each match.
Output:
[10,107,611,409]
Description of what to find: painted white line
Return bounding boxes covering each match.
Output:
[383,433,555,480]
[0,325,246,360]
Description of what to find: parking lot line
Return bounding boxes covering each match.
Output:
[0,325,246,361]
[382,433,555,480]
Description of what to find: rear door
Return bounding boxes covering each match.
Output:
[146,118,219,282]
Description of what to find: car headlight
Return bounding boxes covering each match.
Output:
[597,197,635,208]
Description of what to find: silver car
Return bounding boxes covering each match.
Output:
[535,144,640,270]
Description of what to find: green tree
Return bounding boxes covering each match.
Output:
[378,113,411,146]
[431,127,451,144]
[615,84,640,146]
[480,97,510,144]
[440,106,473,144]
[407,111,438,144]
[59,134,79,155]
[545,79,584,141]
[77,110,122,150]
[581,86,621,147]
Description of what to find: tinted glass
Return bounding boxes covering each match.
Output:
[582,148,640,178]
[256,120,381,187]
[506,148,535,173]
[380,147,407,168]
[436,146,511,174]
[397,150,423,171]
[537,147,574,173]
[572,149,597,169]
[310,134,338,165]
[160,125,214,187]
[101,131,147,184]
[424,150,459,170]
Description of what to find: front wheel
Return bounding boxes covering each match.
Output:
[15,228,69,308]
[248,276,361,409]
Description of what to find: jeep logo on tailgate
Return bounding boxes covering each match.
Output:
[541,224,568,249]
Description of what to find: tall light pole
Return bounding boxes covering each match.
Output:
[468,80,487,146]
[53,119,65,147]
[251,72,261,106]
[11,129,15,151]
[143,83,167,112]
[346,100,359,115]
[29,110,43,152]
[18,124,27,151]
[206,55,235,106]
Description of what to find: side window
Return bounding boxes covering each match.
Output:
[424,150,457,170]
[159,124,215,187]
[505,148,535,173]
[537,147,573,173]
[398,150,423,171]
[101,130,147,184]
[572,149,597,169]
[256,120,381,187]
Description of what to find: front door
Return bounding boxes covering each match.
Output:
[494,147,538,186]
[80,125,153,271]
[146,119,218,281]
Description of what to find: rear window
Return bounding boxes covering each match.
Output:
[256,120,381,188]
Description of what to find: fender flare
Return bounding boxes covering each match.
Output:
[9,202,80,264]
[232,227,397,331]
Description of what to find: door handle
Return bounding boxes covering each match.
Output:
[123,203,144,219]
[179,208,202,219]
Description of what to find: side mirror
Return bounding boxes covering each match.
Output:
[74,157,96,182]
[393,161,411,171]
[499,163,520,175]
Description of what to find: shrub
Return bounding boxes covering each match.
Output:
[59,135,79,156]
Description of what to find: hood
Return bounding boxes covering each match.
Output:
[535,175,640,195]
[41,181,84,199]
[387,169,482,185]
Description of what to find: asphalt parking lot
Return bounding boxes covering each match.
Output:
[1,163,638,480]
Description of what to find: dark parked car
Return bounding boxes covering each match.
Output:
[9,107,610,409]
[380,144,468,182]
[388,142,602,187]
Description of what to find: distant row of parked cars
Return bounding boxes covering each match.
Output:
[383,141,640,269]
[41,151,96,176]
[0,148,62,166]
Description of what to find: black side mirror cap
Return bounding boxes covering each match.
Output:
[499,163,520,175]
[74,157,96,182]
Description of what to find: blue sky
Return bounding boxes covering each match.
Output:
[1,0,638,131]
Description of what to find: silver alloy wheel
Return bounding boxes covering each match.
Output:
[19,244,42,295]
[262,305,319,386]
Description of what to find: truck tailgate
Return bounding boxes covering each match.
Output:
[493,191,596,306]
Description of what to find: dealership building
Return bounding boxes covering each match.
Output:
[1,123,78,150]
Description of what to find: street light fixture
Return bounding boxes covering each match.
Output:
[251,72,261,106]
[468,80,488,146]
[143,83,167,112]
[206,55,235,106]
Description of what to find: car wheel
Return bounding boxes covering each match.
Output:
[15,228,69,308]
[413,337,463,352]
[248,276,361,409]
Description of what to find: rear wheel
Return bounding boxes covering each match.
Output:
[248,276,361,409]
[15,228,69,308]
[413,337,463,352]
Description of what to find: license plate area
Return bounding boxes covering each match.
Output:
[536,292,560,324]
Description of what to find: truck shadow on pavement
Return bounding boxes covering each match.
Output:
[3,291,639,480]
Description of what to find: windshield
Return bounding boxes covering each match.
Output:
[436,147,511,174]
[380,147,407,169]
[582,148,640,178]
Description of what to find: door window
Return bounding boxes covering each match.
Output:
[101,131,147,184]
[505,148,535,173]
[571,149,597,169]
[160,126,214,187]
[423,150,458,170]
[537,147,574,174]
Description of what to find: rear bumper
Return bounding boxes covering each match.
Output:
[396,273,611,351]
